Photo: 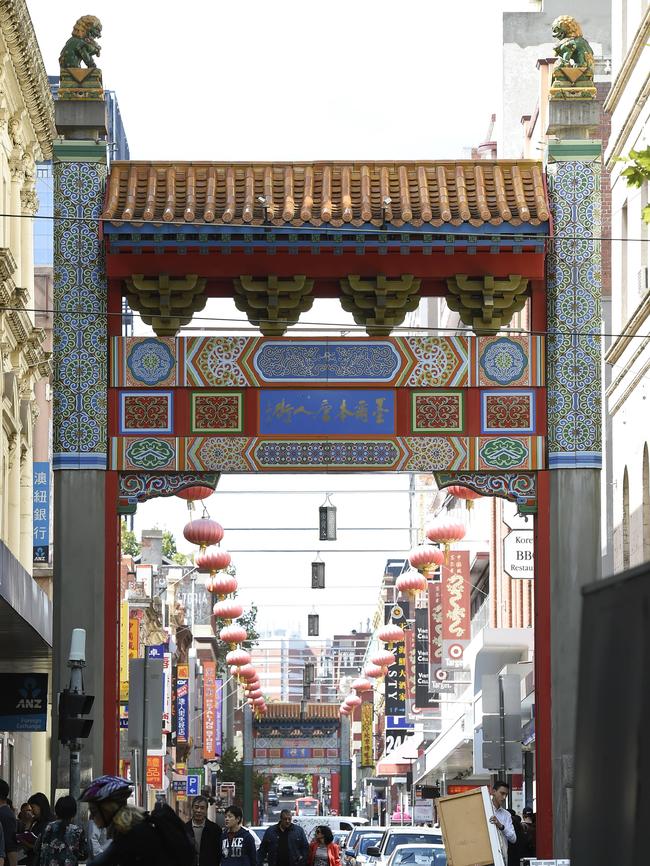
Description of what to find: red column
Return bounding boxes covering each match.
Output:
[312,774,320,798]
[330,772,340,815]
[534,470,552,855]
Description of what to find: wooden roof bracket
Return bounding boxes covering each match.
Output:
[124,274,208,336]
[445,274,529,335]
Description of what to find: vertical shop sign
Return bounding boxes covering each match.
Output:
[203,661,216,759]
[32,462,50,563]
[176,664,189,744]
[162,652,172,734]
[215,677,223,758]
[128,610,140,659]
[146,755,163,788]
[429,582,453,693]
[360,700,373,768]
[415,607,438,709]
[442,550,471,668]
[120,601,130,701]
[384,602,409,716]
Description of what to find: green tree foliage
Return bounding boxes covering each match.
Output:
[218,746,267,805]
[621,146,650,223]
[162,529,192,565]
[120,520,140,557]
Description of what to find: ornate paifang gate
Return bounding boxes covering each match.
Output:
[53,137,602,858]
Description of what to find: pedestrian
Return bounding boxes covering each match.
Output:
[505,809,526,866]
[487,781,516,865]
[87,818,109,860]
[0,780,18,866]
[24,795,52,866]
[307,826,340,866]
[184,796,221,866]
[520,807,536,859]
[221,806,256,866]
[80,774,193,866]
[17,806,33,835]
[257,810,308,866]
[37,796,87,866]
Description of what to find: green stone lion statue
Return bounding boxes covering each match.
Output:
[59,15,102,69]
[551,15,594,71]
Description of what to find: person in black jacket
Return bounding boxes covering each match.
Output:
[257,812,308,866]
[185,797,221,866]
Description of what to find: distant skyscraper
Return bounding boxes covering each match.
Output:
[34,77,130,267]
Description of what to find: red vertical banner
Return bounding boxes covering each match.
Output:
[442,550,471,669]
[428,581,453,692]
[203,661,216,759]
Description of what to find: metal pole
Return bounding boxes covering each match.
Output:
[141,652,148,809]
[498,674,507,783]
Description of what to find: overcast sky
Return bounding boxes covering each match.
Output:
[27,0,510,161]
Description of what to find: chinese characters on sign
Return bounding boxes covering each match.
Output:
[429,582,453,693]
[203,662,216,759]
[360,700,374,768]
[215,677,223,757]
[385,602,409,715]
[442,551,471,668]
[32,462,50,563]
[146,755,163,789]
[259,389,395,435]
[176,664,189,744]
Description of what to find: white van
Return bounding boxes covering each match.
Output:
[294,816,369,840]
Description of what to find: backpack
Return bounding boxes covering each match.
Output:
[145,804,194,866]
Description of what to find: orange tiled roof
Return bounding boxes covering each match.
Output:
[103,160,549,229]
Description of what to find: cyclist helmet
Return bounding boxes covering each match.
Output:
[80,775,133,803]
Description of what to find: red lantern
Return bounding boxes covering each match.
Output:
[351,677,372,692]
[425,521,466,560]
[409,544,444,578]
[339,704,351,716]
[248,688,263,700]
[344,693,362,708]
[377,624,405,644]
[446,485,482,509]
[252,696,265,707]
[229,665,240,676]
[238,664,257,681]
[213,600,244,620]
[371,650,396,668]
[176,486,215,502]
[364,663,386,679]
[220,624,247,644]
[196,548,232,574]
[396,572,427,595]
[184,518,224,550]
[226,649,251,667]
[246,680,261,693]
[210,574,238,597]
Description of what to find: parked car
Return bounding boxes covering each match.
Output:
[366,828,445,866]
[345,832,385,866]
[385,844,446,866]
[248,827,267,850]
[268,792,279,807]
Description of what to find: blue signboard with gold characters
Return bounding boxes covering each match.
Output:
[259,388,394,435]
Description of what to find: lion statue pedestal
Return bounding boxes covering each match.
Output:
[549,15,597,101]
[58,15,104,101]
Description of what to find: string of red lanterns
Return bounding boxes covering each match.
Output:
[177,486,267,717]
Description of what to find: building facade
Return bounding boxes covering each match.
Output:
[605,3,650,570]
[0,0,54,803]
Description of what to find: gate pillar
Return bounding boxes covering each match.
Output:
[51,96,111,790]
[545,109,602,856]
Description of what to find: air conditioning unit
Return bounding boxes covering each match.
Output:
[639,265,650,298]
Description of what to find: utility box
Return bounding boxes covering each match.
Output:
[571,561,650,866]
